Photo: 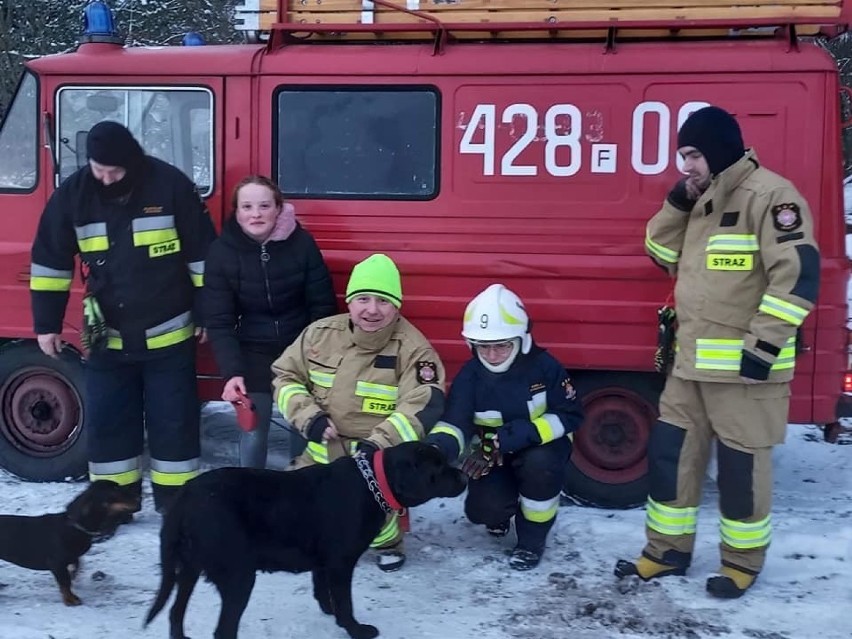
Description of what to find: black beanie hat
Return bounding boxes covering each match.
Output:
[677,106,745,176]
[86,121,144,169]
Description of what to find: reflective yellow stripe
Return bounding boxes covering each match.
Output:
[150,468,200,487]
[187,260,204,288]
[759,294,808,327]
[519,495,559,523]
[645,497,698,536]
[89,469,142,485]
[75,222,108,253]
[499,304,525,325]
[388,412,418,442]
[696,337,796,372]
[473,410,503,428]
[695,339,742,371]
[720,515,771,549]
[309,370,335,388]
[30,264,74,291]
[277,384,310,413]
[370,514,400,548]
[532,414,565,443]
[146,324,194,349]
[526,391,546,420]
[645,232,679,264]
[430,422,464,453]
[132,216,178,247]
[30,276,73,291]
[355,381,398,401]
[307,441,329,464]
[705,234,759,252]
[78,236,110,252]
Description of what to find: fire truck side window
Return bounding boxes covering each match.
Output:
[276,87,438,199]
[56,87,214,195]
[0,72,38,191]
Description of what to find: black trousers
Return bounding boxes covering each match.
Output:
[465,437,571,552]
[85,340,200,511]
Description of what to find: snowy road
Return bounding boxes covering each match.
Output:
[0,404,849,639]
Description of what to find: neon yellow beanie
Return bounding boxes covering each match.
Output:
[345,253,402,308]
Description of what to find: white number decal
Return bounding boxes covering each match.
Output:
[459,104,496,175]
[544,104,582,177]
[501,104,538,176]
[460,100,712,177]
[631,101,669,176]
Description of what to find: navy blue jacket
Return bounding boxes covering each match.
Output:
[428,344,583,460]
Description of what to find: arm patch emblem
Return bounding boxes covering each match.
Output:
[416,361,438,384]
[771,203,802,232]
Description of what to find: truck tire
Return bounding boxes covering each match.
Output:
[563,372,662,509]
[0,342,87,481]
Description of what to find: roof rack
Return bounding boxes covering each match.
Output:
[234,0,849,45]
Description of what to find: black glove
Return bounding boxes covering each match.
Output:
[306,415,330,443]
[666,179,696,212]
[356,439,378,455]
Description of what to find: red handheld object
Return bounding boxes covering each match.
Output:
[232,391,257,432]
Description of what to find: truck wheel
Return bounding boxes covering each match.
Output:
[563,373,662,509]
[0,342,87,481]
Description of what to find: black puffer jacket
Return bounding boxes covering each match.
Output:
[203,214,337,390]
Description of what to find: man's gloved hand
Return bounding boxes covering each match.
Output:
[666,178,697,212]
[356,439,378,455]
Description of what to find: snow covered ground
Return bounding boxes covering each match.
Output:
[0,402,849,639]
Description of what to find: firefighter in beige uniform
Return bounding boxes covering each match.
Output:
[272,253,445,572]
[615,107,820,598]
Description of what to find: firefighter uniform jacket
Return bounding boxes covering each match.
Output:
[272,313,445,463]
[645,150,820,383]
[428,345,584,461]
[30,157,216,354]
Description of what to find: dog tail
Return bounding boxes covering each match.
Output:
[144,504,182,626]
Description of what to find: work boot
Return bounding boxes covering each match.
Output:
[614,555,687,581]
[376,549,406,573]
[706,565,757,599]
[508,546,542,571]
[486,521,510,538]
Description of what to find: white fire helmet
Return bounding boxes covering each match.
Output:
[462,284,532,373]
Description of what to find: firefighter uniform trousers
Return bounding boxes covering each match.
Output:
[466,437,571,553]
[291,438,402,552]
[643,376,789,576]
[85,339,201,512]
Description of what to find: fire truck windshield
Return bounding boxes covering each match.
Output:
[0,72,38,192]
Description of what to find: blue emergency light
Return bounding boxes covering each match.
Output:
[80,1,124,45]
[182,32,206,46]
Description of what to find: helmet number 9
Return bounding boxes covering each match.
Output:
[480,313,489,329]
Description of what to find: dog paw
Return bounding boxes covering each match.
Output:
[345,623,379,639]
[62,593,82,606]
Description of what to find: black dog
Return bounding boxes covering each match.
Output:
[0,479,140,605]
[145,441,466,639]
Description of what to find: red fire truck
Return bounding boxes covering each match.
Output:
[0,0,848,507]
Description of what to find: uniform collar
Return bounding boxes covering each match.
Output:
[350,317,399,351]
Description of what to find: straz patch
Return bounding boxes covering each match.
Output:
[562,377,577,400]
[416,361,438,384]
[771,203,802,232]
[149,238,181,258]
[362,398,396,415]
[143,206,163,215]
[706,254,753,271]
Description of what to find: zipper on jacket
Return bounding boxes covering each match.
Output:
[259,244,281,339]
